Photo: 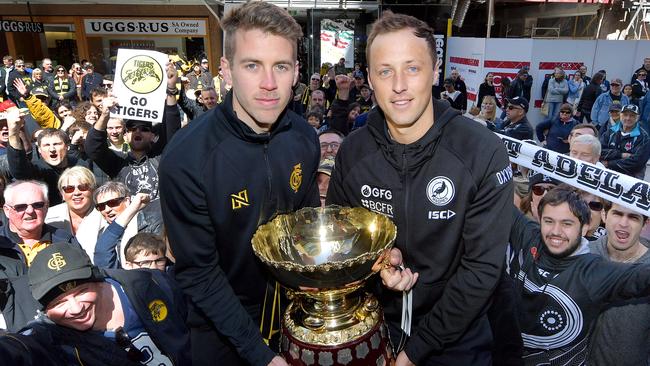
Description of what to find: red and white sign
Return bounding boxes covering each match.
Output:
[483,60,530,111]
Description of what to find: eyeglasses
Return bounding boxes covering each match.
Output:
[62,183,91,194]
[531,186,554,196]
[559,110,572,115]
[115,327,145,362]
[6,201,47,212]
[126,125,152,133]
[95,197,125,211]
[320,142,340,150]
[587,201,603,211]
[130,257,167,268]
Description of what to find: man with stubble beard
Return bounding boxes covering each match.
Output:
[159,2,320,365]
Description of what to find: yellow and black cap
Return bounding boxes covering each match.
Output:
[29,242,104,306]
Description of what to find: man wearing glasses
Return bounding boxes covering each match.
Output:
[6,58,32,106]
[0,180,79,331]
[92,181,162,269]
[318,129,343,160]
[499,96,534,141]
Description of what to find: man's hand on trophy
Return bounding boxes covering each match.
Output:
[378,248,418,291]
[394,351,415,366]
[268,355,289,366]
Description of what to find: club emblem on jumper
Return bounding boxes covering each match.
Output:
[47,253,67,271]
[148,299,168,322]
[120,55,163,94]
[426,176,455,206]
[290,163,302,193]
[625,141,632,151]
[231,189,250,210]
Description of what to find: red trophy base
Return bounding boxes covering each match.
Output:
[281,320,391,366]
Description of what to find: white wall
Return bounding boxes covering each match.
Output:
[446,37,649,125]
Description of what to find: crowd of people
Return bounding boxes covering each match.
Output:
[0,1,649,366]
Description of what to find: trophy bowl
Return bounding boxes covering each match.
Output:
[251,205,397,290]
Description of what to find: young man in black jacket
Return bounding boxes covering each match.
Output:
[84,63,181,201]
[509,185,650,365]
[327,12,514,366]
[158,2,320,366]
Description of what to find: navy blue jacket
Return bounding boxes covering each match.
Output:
[535,116,579,154]
[600,122,650,179]
[159,91,320,366]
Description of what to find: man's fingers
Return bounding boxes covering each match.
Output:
[389,248,403,266]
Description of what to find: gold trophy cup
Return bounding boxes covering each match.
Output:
[252,206,397,366]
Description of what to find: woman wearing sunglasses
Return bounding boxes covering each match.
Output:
[579,191,606,241]
[45,166,106,260]
[518,173,559,222]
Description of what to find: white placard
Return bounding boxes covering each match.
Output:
[320,19,355,68]
[497,133,650,217]
[84,19,206,36]
[111,49,168,124]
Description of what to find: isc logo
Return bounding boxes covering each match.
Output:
[427,210,456,220]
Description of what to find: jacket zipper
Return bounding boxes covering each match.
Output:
[402,151,410,262]
[263,143,273,205]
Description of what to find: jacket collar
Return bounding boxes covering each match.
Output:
[365,98,459,172]
[610,121,641,137]
[218,90,292,144]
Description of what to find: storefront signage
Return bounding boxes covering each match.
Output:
[84,19,206,36]
[112,49,168,124]
[0,21,44,33]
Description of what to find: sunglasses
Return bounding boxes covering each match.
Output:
[95,197,125,211]
[57,69,66,73]
[639,74,647,77]
[115,327,145,362]
[7,201,47,212]
[611,83,621,87]
[126,125,152,133]
[587,201,603,211]
[507,105,522,110]
[531,185,555,196]
[15,65,25,68]
[62,183,91,194]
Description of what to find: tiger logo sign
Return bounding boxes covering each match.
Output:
[112,48,168,124]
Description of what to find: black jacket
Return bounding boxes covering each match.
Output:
[6,69,32,104]
[84,104,181,200]
[600,122,650,179]
[577,82,602,115]
[327,99,513,364]
[499,116,534,141]
[7,147,90,205]
[159,91,320,366]
[0,223,79,332]
[509,208,650,365]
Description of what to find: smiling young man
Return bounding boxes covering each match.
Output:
[159,2,320,365]
[509,185,650,365]
[326,11,514,366]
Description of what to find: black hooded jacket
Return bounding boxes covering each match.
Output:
[327,98,514,363]
[159,91,320,366]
